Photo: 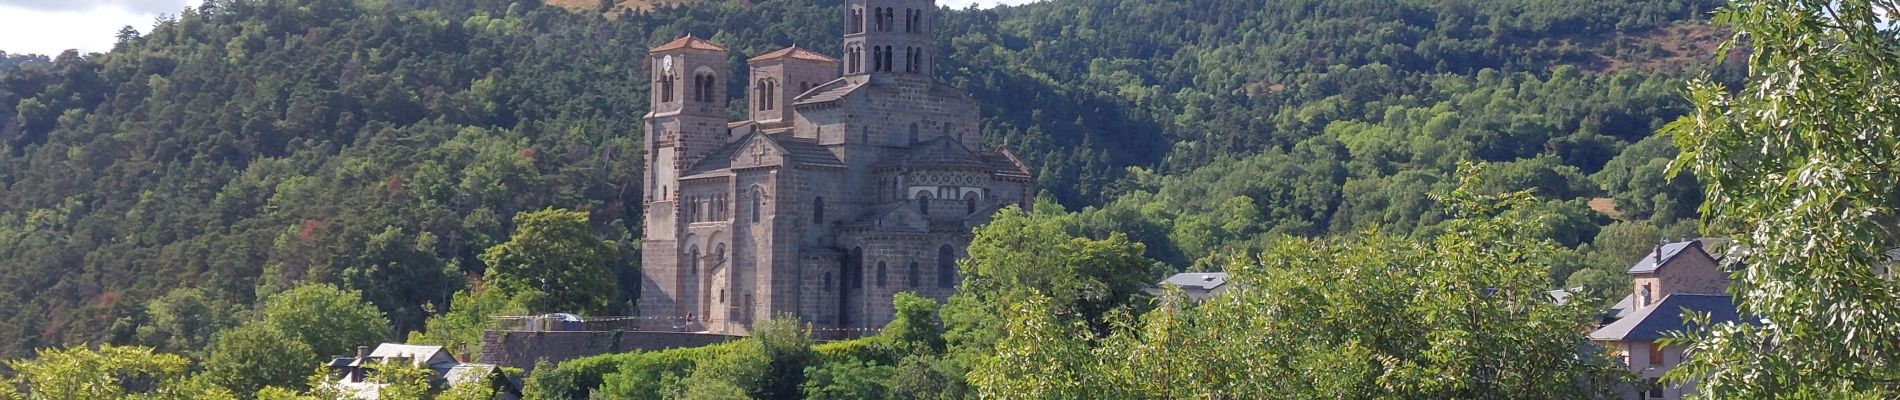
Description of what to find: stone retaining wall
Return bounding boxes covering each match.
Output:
[478,330,741,374]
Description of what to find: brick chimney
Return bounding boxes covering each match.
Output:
[348,346,370,382]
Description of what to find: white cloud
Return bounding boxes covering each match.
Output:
[0,1,191,56]
[1,0,185,14]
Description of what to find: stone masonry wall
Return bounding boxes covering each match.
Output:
[478,330,741,374]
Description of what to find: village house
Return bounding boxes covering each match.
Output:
[325,343,521,399]
[1589,239,1742,400]
[1151,272,1231,302]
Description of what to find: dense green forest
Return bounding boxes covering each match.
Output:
[0,0,1764,395]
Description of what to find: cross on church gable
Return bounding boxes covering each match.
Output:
[751,140,769,164]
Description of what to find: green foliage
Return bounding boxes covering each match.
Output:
[889,355,972,400]
[973,166,1621,398]
[878,293,945,356]
[0,0,1721,360]
[1664,0,1900,396]
[479,208,618,315]
[799,358,894,400]
[120,287,242,359]
[409,283,533,359]
[1591,134,1702,223]
[536,341,741,400]
[2,345,237,399]
[261,283,390,359]
[200,323,317,397]
[371,358,441,400]
[957,205,1160,336]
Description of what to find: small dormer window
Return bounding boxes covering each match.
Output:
[1640,284,1653,307]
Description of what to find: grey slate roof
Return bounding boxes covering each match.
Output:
[1606,293,1637,320]
[868,137,1033,180]
[683,132,845,175]
[1548,289,1575,306]
[872,136,990,170]
[793,77,862,105]
[982,150,1033,179]
[1589,293,1742,342]
[1160,272,1229,291]
[776,137,846,168]
[1628,241,1700,274]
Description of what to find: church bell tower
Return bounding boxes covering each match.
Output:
[842,0,935,82]
[640,35,730,319]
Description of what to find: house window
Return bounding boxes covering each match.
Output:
[1646,378,1663,399]
[938,245,957,288]
[1648,342,1664,367]
[1640,284,1653,307]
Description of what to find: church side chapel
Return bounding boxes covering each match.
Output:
[637,0,1034,337]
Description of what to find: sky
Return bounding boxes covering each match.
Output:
[0,0,1045,56]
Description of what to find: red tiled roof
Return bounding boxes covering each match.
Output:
[748,45,839,63]
[651,35,727,53]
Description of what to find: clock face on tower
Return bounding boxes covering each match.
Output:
[663,55,674,73]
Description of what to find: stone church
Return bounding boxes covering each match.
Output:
[637,0,1033,336]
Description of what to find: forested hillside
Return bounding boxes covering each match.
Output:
[0,0,1725,362]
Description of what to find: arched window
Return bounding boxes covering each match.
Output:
[905,9,914,32]
[908,123,919,144]
[698,74,716,102]
[849,247,864,289]
[965,192,979,214]
[876,261,887,288]
[938,245,957,288]
[872,46,883,72]
[916,192,931,215]
[812,197,825,224]
[719,289,725,304]
[767,79,777,110]
[750,187,763,223]
[883,46,893,72]
[908,261,920,288]
[688,245,701,275]
[875,8,886,31]
[715,243,727,265]
[660,74,674,103]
